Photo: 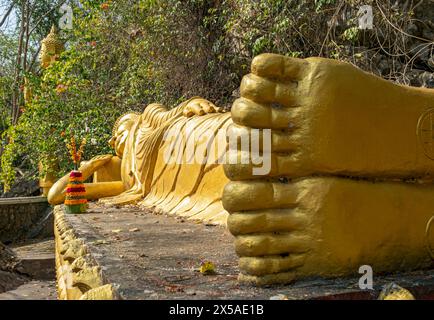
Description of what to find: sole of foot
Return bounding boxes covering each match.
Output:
[223,177,434,285]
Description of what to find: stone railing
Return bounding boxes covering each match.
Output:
[53,206,120,300]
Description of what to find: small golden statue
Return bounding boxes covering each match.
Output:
[39,25,64,69]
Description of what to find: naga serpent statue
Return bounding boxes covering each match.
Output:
[48,53,434,285]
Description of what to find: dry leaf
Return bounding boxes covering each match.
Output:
[199,261,216,275]
[93,240,108,245]
[165,285,184,293]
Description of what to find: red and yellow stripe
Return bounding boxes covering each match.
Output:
[64,170,87,209]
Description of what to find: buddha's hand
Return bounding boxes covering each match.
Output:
[79,154,114,174]
[183,98,223,118]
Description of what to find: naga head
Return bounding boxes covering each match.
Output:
[109,113,140,158]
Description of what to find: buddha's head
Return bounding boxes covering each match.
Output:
[39,26,64,69]
[109,113,140,158]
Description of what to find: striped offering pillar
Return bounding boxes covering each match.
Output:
[64,170,88,214]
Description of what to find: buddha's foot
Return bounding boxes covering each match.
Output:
[223,54,434,284]
[223,177,434,285]
[225,53,434,181]
[98,189,142,206]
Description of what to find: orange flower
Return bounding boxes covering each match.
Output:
[61,131,66,137]
[90,41,97,47]
[100,3,109,10]
[66,136,86,166]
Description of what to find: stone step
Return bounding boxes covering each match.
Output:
[0,280,56,300]
[11,239,55,281]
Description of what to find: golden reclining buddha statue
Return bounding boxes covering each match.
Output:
[49,53,434,285]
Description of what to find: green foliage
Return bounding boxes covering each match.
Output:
[0,137,16,192]
[0,77,11,134]
[342,27,359,42]
[315,0,337,11]
[0,33,16,134]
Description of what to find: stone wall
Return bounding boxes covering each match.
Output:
[0,197,53,243]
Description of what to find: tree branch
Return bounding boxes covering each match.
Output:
[0,2,14,28]
[29,0,67,35]
[27,43,41,72]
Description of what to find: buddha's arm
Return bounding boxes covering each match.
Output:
[47,155,125,205]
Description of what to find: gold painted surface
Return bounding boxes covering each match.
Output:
[223,53,434,284]
[79,284,119,300]
[225,54,434,181]
[224,177,434,284]
[54,206,120,300]
[378,283,415,300]
[39,26,64,69]
[39,161,59,197]
[93,156,122,182]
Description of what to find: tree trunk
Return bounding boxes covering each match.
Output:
[11,1,26,125]
[22,0,31,73]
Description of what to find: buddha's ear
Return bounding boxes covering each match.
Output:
[109,136,116,148]
[114,132,129,158]
[112,112,140,138]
